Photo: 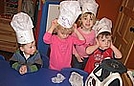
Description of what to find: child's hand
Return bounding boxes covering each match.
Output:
[73,24,78,33]
[110,41,114,48]
[72,23,85,40]
[47,18,59,33]
[51,18,58,29]
[75,53,83,62]
[19,65,27,75]
[95,38,100,47]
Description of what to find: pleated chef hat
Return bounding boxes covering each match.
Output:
[57,1,82,28]
[78,0,99,16]
[92,17,112,36]
[11,12,34,44]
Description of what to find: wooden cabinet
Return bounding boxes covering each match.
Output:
[0,0,18,52]
[113,0,134,69]
[126,47,134,69]
[122,73,133,86]
[96,0,122,27]
[96,0,134,85]
[112,0,134,84]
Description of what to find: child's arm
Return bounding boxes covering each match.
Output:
[73,24,85,41]
[86,38,99,55]
[73,46,83,62]
[47,19,58,33]
[9,53,22,72]
[43,19,58,44]
[110,42,122,59]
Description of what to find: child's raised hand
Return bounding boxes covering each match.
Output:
[73,24,78,33]
[72,23,85,40]
[95,38,100,47]
[51,18,58,28]
[110,41,114,48]
[47,18,59,33]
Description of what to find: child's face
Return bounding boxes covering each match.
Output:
[81,14,94,30]
[57,30,70,39]
[98,35,112,50]
[57,26,72,39]
[20,41,36,56]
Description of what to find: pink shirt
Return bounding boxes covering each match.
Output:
[73,27,95,58]
[43,32,85,71]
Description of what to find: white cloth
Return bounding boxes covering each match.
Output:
[92,17,112,36]
[51,73,65,83]
[57,1,82,28]
[78,0,98,7]
[69,72,84,86]
[80,0,99,16]
[11,12,34,44]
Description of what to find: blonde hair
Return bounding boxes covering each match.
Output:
[77,12,97,27]
[54,24,73,35]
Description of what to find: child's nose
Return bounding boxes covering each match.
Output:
[86,20,90,23]
[32,46,36,50]
[105,41,108,45]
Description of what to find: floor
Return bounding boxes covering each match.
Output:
[0,50,13,61]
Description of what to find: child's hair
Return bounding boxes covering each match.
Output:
[54,24,73,35]
[18,43,26,48]
[97,31,112,39]
[77,12,97,27]
[18,41,35,48]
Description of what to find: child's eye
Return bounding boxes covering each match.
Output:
[84,18,87,20]
[108,40,111,42]
[101,40,105,42]
[30,46,35,48]
[30,46,32,48]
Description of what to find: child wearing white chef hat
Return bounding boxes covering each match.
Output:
[43,1,85,71]
[84,17,122,74]
[10,12,43,75]
[72,0,99,70]
[78,0,99,16]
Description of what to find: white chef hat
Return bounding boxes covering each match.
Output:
[79,0,99,16]
[11,12,34,44]
[92,17,112,36]
[57,1,82,28]
[78,0,89,7]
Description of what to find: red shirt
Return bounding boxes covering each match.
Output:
[84,48,114,74]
